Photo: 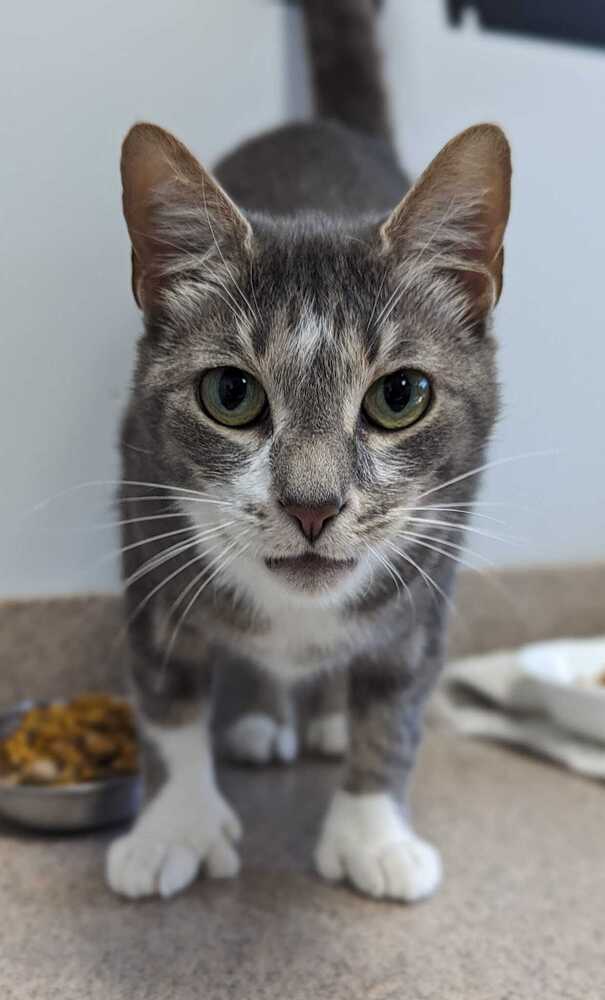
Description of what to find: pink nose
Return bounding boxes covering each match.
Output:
[281,501,342,542]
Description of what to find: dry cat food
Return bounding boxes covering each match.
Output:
[0,694,138,786]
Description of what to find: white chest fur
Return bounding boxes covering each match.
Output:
[221,555,375,678]
[244,601,353,676]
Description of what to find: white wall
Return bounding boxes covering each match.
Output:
[2,0,604,597]
[1,0,287,596]
[381,2,605,571]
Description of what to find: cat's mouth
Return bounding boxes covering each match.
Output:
[264,552,357,591]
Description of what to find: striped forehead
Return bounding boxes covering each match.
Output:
[236,300,368,431]
[266,299,365,371]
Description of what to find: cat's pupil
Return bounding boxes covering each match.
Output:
[219,368,248,411]
[383,371,412,412]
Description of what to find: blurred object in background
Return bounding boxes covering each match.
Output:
[447,1,605,50]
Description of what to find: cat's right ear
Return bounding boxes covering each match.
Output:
[381,124,511,322]
[121,123,252,310]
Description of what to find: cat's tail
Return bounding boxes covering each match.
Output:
[301,0,390,140]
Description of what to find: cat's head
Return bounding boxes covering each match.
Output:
[121,123,510,605]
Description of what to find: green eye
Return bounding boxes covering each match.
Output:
[198,367,267,427]
[363,368,431,430]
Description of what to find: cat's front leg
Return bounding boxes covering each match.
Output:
[106,645,241,900]
[315,644,442,903]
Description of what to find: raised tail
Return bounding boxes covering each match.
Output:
[301,0,390,140]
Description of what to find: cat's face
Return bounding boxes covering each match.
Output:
[122,124,509,605]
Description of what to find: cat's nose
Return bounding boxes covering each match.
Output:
[280,499,343,542]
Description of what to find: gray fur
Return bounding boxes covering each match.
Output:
[302,0,391,139]
[118,0,506,835]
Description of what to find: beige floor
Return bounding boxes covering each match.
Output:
[1,565,604,1000]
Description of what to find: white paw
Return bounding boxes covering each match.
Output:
[306,712,349,757]
[223,713,298,765]
[106,792,242,899]
[315,790,442,902]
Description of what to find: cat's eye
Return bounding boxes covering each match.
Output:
[363,368,431,430]
[198,367,267,427]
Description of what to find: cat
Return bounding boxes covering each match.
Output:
[106,0,510,902]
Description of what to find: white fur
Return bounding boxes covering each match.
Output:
[106,717,241,899]
[184,495,384,679]
[224,713,298,764]
[315,790,442,901]
[306,712,349,757]
[295,300,329,369]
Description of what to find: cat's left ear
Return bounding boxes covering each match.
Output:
[381,124,511,320]
[121,122,252,309]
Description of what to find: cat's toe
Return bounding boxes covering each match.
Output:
[305,712,348,757]
[156,843,201,898]
[314,790,442,902]
[223,713,298,764]
[316,834,441,902]
[106,829,241,899]
[378,837,441,900]
[106,833,196,899]
[106,791,242,900]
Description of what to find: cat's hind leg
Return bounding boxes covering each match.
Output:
[218,659,298,765]
[305,669,349,758]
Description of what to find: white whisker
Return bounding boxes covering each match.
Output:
[415,450,558,502]
[366,543,401,594]
[403,504,507,526]
[124,534,223,590]
[200,177,259,325]
[366,269,389,334]
[119,494,233,507]
[400,531,489,575]
[96,520,237,567]
[405,515,521,546]
[402,531,534,626]
[163,528,252,622]
[93,510,228,531]
[118,532,235,640]
[384,540,456,614]
[366,543,414,613]
[161,533,252,669]
[25,478,234,518]
[113,480,231,499]
[420,500,527,510]
[130,226,249,324]
[400,529,494,566]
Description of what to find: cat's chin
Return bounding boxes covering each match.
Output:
[264,553,358,594]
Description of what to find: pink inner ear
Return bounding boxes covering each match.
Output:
[120,123,252,310]
[381,124,511,318]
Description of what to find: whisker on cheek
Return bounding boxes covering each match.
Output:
[160,531,254,671]
[415,449,558,503]
[119,495,233,507]
[397,529,494,567]
[404,515,522,547]
[97,519,237,568]
[365,543,414,613]
[399,531,491,575]
[383,539,457,616]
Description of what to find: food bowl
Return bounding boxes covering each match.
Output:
[519,639,605,745]
[0,701,142,832]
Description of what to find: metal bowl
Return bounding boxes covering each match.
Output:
[0,701,142,832]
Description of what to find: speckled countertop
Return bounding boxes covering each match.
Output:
[1,565,604,1000]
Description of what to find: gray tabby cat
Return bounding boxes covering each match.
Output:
[107,0,510,902]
